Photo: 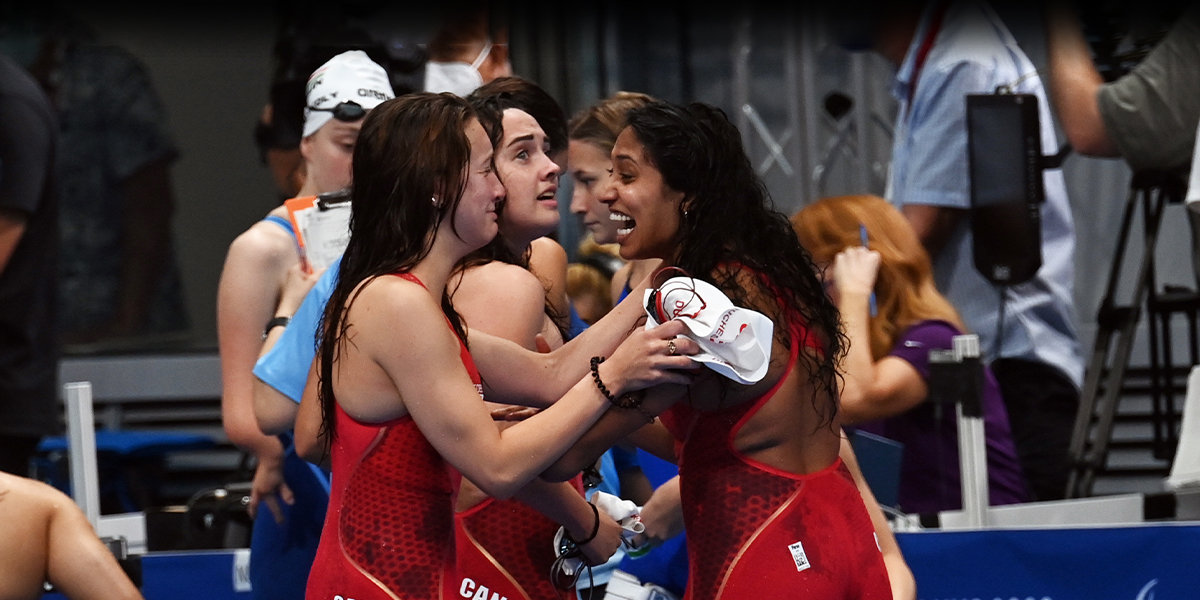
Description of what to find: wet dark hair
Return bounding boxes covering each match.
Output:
[470,76,568,157]
[318,92,476,442]
[623,100,846,421]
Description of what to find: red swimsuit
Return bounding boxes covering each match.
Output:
[455,487,581,600]
[659,321,892,600]
[305,273,475,600]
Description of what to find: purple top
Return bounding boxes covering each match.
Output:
[856,320,1030,514]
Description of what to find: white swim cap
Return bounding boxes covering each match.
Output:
[302,50,395,138]
[644,275,775,385]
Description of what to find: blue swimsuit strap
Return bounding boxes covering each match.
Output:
[263,214,297,241]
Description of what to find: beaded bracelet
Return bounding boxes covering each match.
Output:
[590,356,656,424]
[589,356,616,402]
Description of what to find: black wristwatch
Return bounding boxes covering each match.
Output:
[262,315,291,340]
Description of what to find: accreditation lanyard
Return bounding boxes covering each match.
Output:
[906,1,952,108]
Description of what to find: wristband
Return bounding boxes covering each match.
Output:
[262,315,291,340]
[564,501,601,547]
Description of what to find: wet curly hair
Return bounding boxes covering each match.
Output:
[623,100,846,422]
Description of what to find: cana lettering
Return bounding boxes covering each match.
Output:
[458,578,507,600]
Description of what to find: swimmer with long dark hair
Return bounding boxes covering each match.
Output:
[301,92,698,600]
[546,100,907,599]
[450,79,604,600]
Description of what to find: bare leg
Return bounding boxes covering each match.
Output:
[839,432,917,600]
[0,473,143,600]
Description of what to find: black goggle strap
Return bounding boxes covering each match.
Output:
[307,101,366,122]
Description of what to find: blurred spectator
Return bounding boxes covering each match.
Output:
[253,1,429,200]
[568,238,623,325]
[0,8,190,346]
[794,194,1030,514]
[1045,1,1199,173]
[836,0,1083,501]
[0,52,59,476]
[424,2,513,96]
[1046,1,1200,283]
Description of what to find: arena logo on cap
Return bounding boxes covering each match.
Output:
[306,73,326,95]
[358,88,390,101]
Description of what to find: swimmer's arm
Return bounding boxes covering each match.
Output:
[254,265,325,435]
[216,228,292,463]
[365,283,694,499]
[254,380,300,436]
[623,420,677,464]
[541,384,687,482]
[217,228,305,521]
[840,432,916,600]
[294,360,326,464]
[639,475,685,547]
[529,237,572,325]
[511,479,623,565]
[471,270,657,406]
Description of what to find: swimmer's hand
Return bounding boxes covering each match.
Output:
[634,475,684,548]
[278,262,325,316]
[574,504,625,566]
[599,320,701,397]
[249,452,294,524]
[490,405,541,422]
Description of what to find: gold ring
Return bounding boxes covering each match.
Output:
[667,339,677,355]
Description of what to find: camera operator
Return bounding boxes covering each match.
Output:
[1046,1,1199,174]
[1046,0,1200,299]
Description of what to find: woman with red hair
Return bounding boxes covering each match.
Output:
[792,194,1029,514]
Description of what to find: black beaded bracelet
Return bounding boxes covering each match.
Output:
[590,356,648,411]
[589,356,616,402]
